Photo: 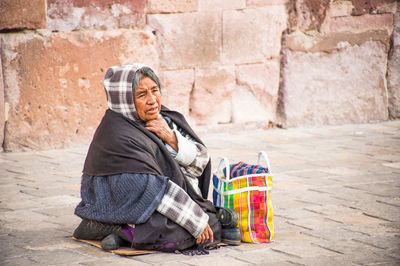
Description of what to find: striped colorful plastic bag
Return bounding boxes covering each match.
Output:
[212,151,274,243]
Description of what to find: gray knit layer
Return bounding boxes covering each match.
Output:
[75,173,168,224]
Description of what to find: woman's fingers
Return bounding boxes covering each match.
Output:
[206,224,214,243]
[201,231,207,244]
[196,224,213,244]
[203,224,213,243]
[145,117,169,135]
[145,118,178,151]
[196,233,205,244]
[196,231,205,244]
[196,231,204,244]
[203,229,209,243]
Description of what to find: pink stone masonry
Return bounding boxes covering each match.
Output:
[246,0,289,7]
[159,69,194,120]
[236,62,280,106]
[222,6,287,64]
[281,41,389,127]
[233,61,280,123]
[351,0,397,15]
[147,0,198,13]
[324,13,394,34]
[199,0,245,10]
[1,29,158,151]
[0,0,398,151]
[47,0,146,31]
[190,67,236,125]
[388,10,400,118]
[288,0,330,32]
[0,41,4,150]
[0,0,46,30]
[148,12,221,69]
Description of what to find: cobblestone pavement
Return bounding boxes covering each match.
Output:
[1,121,399,265]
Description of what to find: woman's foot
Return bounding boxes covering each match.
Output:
[221,227,241,246]
[73,219,128,242]
[100,233,127,250]
[216,207,239,228]
[216,207,241,245]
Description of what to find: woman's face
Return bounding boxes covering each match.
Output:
[134,77,161,122]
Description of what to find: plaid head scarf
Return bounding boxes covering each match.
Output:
[103,63,148,121]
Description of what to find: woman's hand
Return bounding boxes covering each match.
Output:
[145,117,178,151]
[196,224,214,245]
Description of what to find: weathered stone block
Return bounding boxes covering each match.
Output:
[190,67,235,125]
[388,11,400,118]
[1,29,158,151]
[233,61,280,123]
[351,0,397,15]
[322,13,394,34]
[288,0,330,32]
[47,0,146,31]
[285,30,390,53]
[148,12,221,69]
[236,61,280,98]
[147,0,198,13]
[0,0,46,30]
[71,0,142,8]
[199,0,245,10]
[0,41,4,151]
[280,41,388,127]
[327,0,354,17]
[232,86,271,124]
[246,0,289,6]
[159,69,194,119]
[222,6,287,64]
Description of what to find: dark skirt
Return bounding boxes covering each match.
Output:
[133,207,221,252]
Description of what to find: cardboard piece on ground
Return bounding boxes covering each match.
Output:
[73,237,228,256]
[72,237,159,256]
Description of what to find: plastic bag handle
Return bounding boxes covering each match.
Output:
[216,157,231,180]
[257,151,272,174]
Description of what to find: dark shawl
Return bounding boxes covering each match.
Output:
[83,106,211,199]
[80,107,219,249]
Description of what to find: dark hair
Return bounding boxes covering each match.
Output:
[132,67,162,93]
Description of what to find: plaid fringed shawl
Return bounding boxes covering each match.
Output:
[103,63,146,121]
[157,118,211,237]
[157,181,209,238]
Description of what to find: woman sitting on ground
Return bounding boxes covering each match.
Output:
[73,64,240,252]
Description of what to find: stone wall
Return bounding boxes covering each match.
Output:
[388,8,400,118]
[0,0,398,151]
[280,0,398,126]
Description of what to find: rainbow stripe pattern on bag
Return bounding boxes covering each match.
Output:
[213,161,274,243]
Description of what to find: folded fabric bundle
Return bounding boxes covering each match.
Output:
[227,162,269,178]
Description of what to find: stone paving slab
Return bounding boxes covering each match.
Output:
[1,121,400,265]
